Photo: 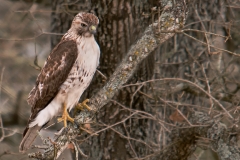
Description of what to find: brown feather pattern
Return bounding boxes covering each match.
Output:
[19,125,41,152]
[73,12,99,26]
[24,40,78,136]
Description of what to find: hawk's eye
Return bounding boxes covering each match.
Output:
[81,23,87,27]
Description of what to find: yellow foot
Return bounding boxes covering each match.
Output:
[75,99,92,111]
[58,102,74,127]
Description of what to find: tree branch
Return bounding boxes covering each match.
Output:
[133,111,240,160]
[29,0,188,159]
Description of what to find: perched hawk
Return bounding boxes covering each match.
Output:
[19,12,100,152]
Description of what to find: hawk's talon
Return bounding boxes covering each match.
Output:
[58,103,74,127]
[76,99,92,111]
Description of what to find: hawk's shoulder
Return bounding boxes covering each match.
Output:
[27,39,78,121]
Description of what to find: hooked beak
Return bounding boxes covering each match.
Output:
[89,25,97,34]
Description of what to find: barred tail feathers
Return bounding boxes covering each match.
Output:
[19,125,41,152]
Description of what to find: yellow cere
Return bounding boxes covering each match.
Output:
[91,25,96,30]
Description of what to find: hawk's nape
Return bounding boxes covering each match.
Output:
[19,12,100,152]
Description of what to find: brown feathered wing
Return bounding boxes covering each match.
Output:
[19,40,78,152]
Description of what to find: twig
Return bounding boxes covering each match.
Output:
[0,67,6,142]
[96,69,107,80]
[71,141,78,160]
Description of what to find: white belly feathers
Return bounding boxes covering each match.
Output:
[29,36,100,127]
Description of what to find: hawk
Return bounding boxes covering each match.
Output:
[19,12,100,152]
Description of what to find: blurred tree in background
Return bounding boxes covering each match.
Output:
[0,0,240,160]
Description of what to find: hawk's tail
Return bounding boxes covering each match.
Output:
[19,125,41,152]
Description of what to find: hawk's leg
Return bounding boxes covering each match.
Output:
[75,99,92,111]
[58,102,74,127]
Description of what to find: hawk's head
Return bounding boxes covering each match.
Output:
[71,12,99,37]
